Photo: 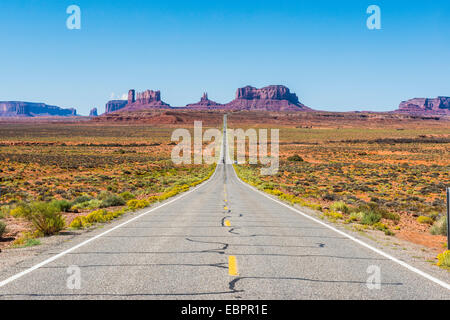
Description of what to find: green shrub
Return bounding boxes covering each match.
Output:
[31,202,65,235]
[350,211,364,221]
[50,200,72,212]
[330,201,350,214]
[24,238,41,247]
[100,194,125,208]
[14,202,65,236]
[417,216,434,225]
[119,191,136,201]
[97,191,112,201]
[0,221,6,238]
[11,202,65,235]
[373,222,394,236]
[10,202,32,218]
[71,199,102,212]
[306,203,322,211]
[430,216,447,236]
[287,155,304,162]
[0,205,11,219]
[361,202,399,222]
[361,211,382,225]
[12,231,42,247]
[72,195,92,205]
[261,183,275,190]
[381,211,400,223]
[355,202,390,225]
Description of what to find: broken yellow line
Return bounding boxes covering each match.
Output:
[228,256,238,276]
[224,206,228,210]
[224,220,231,227]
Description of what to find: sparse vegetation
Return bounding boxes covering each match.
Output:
[12,231,42,247]
[0,221,6,238]
[430,216,448,236]
[230,120,450,243]
[417,216,434,225]
[11,202,65,236]
[437,250,450,268]
[330,201,349,214]
[119,191,136,201]
[360,210,382,226]
[127,199,150,211]
[0,123,216,247]
[287,155,304,162]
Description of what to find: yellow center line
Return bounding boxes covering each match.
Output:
[228,256,238,276]
[224,220,231,227]
[224,206,228,210]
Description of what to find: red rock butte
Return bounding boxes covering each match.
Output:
[104,85,312,114]
[184,92,223,109]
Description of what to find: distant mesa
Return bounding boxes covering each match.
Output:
[185,92,223,109]
[396,97,450,115]
[225,85,311,111]
[0,101,77,117]
[89,107,98,117]
[103,85,312,114]
[105,100,128,114]
[104,89,170,114]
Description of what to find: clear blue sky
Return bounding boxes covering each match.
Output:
[1,0,449,115]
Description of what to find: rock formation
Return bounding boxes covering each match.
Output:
[89,108,98,117]
[225,85,311,111]
[103,85,311,114]
[128,89,135,104]
[117,89,170,112]
[105,100,128,114]
[0,101,77,117]
[104,89,170,114]
[396,97,450,115]
[185,92,223,109]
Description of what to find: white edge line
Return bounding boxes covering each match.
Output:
[0,162,222,289]
[230,162,450,291]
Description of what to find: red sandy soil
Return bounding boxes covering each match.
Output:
[1,110,448,252]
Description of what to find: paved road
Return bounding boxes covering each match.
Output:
[0,116,449,299]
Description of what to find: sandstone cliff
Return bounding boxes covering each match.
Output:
[396,97,450,115]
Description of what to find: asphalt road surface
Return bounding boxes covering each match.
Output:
[0,115,449,299]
